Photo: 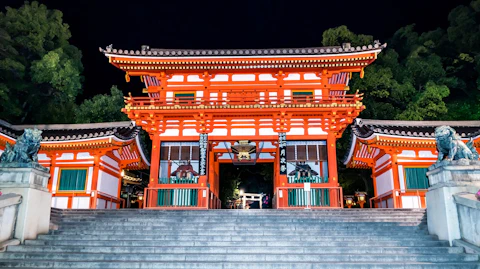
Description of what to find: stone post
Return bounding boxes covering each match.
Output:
[0,167,51,243]
[426,160,480,245]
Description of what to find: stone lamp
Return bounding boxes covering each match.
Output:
[344,195,354,208]
[355,192,367,208]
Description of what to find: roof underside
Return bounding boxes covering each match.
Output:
[352,118,480,139]
[0,120,140,142]
[99,42,386,58]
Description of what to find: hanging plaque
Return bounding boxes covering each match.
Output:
[279,132,287,175]
[199,133,208,176]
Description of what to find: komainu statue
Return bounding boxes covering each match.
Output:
[0,128,43,165]
[435,126,479,162]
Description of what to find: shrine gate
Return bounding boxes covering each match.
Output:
[100,42,385,209]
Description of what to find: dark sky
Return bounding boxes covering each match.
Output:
[3,0,473,100]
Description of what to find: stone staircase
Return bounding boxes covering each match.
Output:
[0,208,478,269]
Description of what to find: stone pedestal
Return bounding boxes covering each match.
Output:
[0,167,51,243]
[426,160,480,246]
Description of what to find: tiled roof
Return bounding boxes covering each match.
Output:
[0,120,141,142]
[352,118,480,139]
[99,42,386,58]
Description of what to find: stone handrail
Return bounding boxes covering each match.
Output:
[0,193,22,250]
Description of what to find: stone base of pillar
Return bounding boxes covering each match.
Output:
[0,167,51,243]
[426,160,480,246]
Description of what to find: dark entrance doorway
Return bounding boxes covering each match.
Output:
[219,163,274,209]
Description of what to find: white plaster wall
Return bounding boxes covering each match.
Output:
[232,74,255,81]
[51,167,60,194]
[37,154,51,161]
[419,150,437,158]
[96,199,106,209]
[97,171,119,198]
[398,150,416,157]
[211,74,229,82]
[86,167,94,193]
[100,156,119,170]
[51,197,68,209]
[77,152,93,159]
[308,128,327,135]
[168,75,184,82]
[160,129,180,137]
[183,129,199,136]
[304,73,318,80]
[259,74,276,81]
[387,198,394,208]
[401,196,421,208]
[209,129,228,136]
[187,75,202,82]
[398,165,405,190]
[284,73,300,80]
[286,128,304,136]
[72,197,90,209]
[375,154,391,169]
[376,169,394,195]
[231,128,255,136]
[259,128,276,136]
[57,153,74,160]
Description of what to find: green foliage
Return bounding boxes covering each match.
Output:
[0,1,83,124]
[322,25,373,47]
[329,0,480,195]
[75,86,128,123]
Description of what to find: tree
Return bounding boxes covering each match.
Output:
[75,86,128,123]
[0,1,83,124]
[322,25,373,47]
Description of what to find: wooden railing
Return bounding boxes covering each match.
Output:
[125,94,363,109]
[287,176,327,183]
[369,189,426,209]
[91,191,123,209]
[144,187,221,210]
[275,186,343,209]
[158,177,199,184]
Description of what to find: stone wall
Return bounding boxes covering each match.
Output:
[0,193,22,245]
[454,193,480,247]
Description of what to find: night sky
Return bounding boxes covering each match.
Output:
[3,0,473,100]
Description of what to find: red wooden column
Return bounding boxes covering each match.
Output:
[388,149,402,208]
[327,132,339,207]
[89,154,101,209]
[147,132,161,207]
[47,153,58,192]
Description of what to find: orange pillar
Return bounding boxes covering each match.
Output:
[327,132,339,207]
[47,153,57,192]
[390,152,401,208]
[148,132,161,207]
[90,154,100,209]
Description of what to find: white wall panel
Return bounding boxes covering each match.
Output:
[72,197,90,209]
[160,129,180,137]
[100,156,119,170]
[51,197,68,209]
[57,153,74,160]
[231,128,255,136]
[375,169,394,195]
[259,128,276,136]
[398,165,405,190]
[37,154,51,161]
[97,171,119,198]
[398,150,416,157]
[77,152,93,159]
[308,128,327,135]
[375,154,391,169]
[286,128,305,136]
[401,196,421,208]
[419,150,437,158]
[96,199,106,209]
[51,167,60,194]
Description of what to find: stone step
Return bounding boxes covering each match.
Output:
[36,234,439,242]
[0,252,477,263]
[24,239,450,247]
[1,261,477,269]
[7,245,466,255]
[49,228,428,234]
[54,223,426,230]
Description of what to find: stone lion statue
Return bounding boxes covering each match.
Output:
[0,128,42,164]
[435,126,479,162]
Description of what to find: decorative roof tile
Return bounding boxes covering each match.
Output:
[351,118,480,139]
[99,42,387,58]
[0,120,140,142]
